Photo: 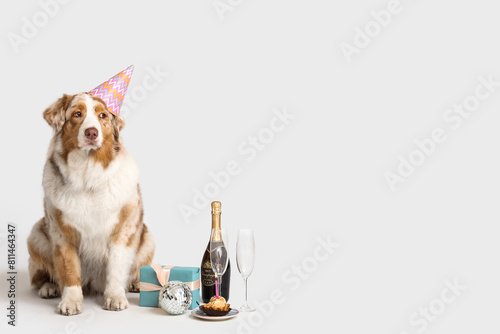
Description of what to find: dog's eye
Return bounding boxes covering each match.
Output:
[99,113,107,119]
[73,111,82,118]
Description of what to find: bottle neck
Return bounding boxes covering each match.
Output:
[211,214,222,241]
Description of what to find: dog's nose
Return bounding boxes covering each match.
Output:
[85,127,99,140]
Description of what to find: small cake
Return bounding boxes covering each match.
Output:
[200,296,231,316]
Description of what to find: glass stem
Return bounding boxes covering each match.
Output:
[218,274,222,297]
[243,276,248,305]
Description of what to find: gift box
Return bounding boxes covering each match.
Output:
[139,264,200,310]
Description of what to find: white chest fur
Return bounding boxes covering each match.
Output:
[43,143,139,277]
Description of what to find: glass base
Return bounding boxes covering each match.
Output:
[239,303,255,312]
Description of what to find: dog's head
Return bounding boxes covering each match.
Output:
[43,92,125,153]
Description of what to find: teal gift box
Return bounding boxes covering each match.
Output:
[139,264,200,310]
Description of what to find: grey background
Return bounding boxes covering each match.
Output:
[1,0,499,333]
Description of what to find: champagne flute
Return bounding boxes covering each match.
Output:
[236,229,255,312]
[210,228,228,299]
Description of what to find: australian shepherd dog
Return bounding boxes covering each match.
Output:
[27,92,155,315]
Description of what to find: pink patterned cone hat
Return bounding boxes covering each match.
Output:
[88,65,134,115]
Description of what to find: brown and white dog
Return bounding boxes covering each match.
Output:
[27,92,155,315]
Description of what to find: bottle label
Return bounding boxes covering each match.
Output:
[201,260,215,286]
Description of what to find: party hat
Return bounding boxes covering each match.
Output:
[88,65,134,115]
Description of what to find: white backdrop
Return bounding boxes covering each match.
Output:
[1,0,499,333]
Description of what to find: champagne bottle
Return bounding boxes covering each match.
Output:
[201,201,231,303]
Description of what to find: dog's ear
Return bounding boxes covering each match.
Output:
[43,94,73,132]
[112,113,125,132]
[111,113,125,143]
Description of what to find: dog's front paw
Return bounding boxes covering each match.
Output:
[103,294,129,311]
[58,300,83,316]
[58,286,83,316]
[39,282,61,298]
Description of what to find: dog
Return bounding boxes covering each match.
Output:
[27,92,155,315]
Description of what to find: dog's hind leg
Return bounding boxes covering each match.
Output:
[128,224,155,293]
[28,218,60,298]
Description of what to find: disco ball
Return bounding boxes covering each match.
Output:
[158,281,193,315]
